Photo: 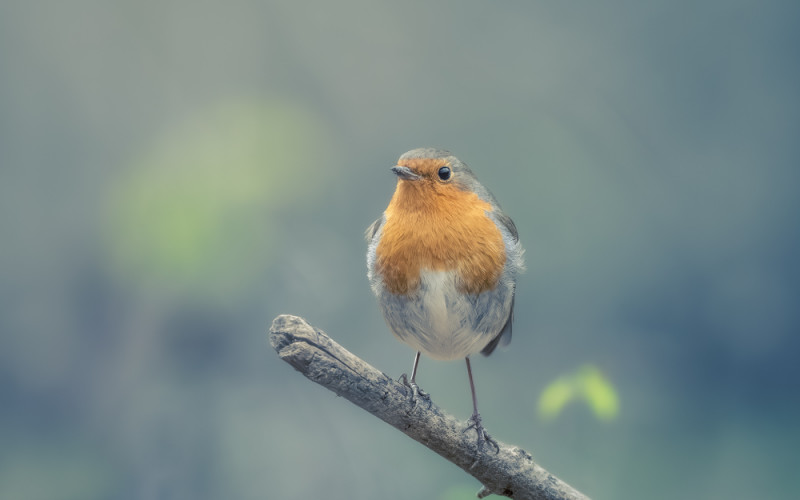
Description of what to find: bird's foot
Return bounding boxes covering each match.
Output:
[464,412,500,454]
[399,373,431,409]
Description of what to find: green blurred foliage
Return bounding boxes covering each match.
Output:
[539,365,620,422]
[104,98,331,300]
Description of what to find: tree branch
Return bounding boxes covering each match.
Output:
[269,314,590,500]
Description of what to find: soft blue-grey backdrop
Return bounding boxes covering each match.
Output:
[1,1,798,499]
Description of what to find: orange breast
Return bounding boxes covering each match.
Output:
[375,181,506,295]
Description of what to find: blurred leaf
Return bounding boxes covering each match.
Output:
[538,364,620,422]
[104,97,333,299]
[580,365,620,421]
[538,376,575,420]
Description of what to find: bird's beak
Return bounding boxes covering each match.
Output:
[391,165,421,181]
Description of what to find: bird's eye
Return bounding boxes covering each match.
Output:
[437,166,451,181]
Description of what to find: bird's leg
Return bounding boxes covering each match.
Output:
[399,351,430,407]
[463,357,500,453]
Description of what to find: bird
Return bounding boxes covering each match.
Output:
[366,148,524,451]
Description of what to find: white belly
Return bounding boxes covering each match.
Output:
[377,270,511,360]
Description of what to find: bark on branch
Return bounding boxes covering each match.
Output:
[269,314,590,500]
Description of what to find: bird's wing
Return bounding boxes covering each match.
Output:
[491,210,519,242]
[480,208,520,356]
[480,290,514,356]
[365,214,385,243]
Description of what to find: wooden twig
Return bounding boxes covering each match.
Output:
[269,314,590,500]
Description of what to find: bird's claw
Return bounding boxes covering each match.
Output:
[399,373,432,409]
[464,413,500,454]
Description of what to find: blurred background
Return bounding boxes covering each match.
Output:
[1,1,798,499]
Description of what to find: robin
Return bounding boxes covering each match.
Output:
[366,148,524,451]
